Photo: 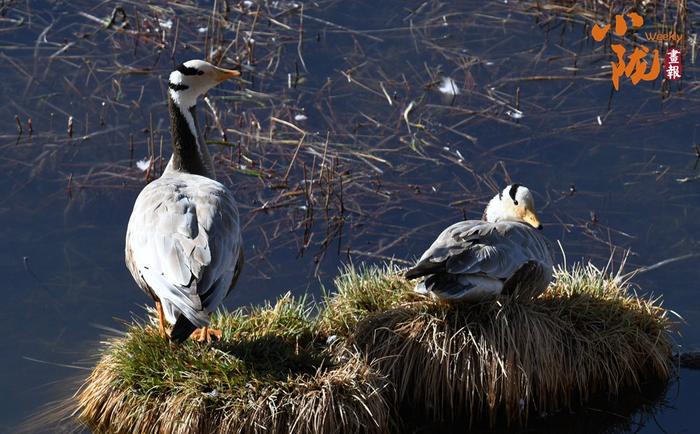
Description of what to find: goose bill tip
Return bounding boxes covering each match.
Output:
[215,68,241,82]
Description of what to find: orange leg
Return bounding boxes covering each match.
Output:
[155,301,167,339]
[191,326,223,343]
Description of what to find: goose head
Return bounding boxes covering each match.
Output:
[484,184,542,229]
[168,60,240,109]
[164,60,240,177]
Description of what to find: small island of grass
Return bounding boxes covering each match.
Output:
[76,262,675,433]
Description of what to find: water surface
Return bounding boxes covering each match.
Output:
[1,0,698,432]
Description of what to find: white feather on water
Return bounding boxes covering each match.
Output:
[136,157,151,172]
[438,77,460,96]
[505,109,524,120]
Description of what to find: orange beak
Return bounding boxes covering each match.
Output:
[214,66,241,82]
[522,209,543,230]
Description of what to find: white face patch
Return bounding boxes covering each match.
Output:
[485,184,537,223]
[168,70,200,109]
[167,60,224,109]
[513,186,535,210]
[502,184,534,208]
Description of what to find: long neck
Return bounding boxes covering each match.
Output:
[166,94,215,178]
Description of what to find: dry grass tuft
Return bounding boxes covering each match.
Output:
[75,262,675,432]
[76,294,393,434]
[328,262,675,427]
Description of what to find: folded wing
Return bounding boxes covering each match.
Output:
[125,175,242,327]
[405,220,553,300]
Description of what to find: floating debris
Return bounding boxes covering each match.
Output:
[135,158,151,172]
[294,114,308,121]
[158,19,173,30]
[403,100,415,132]
[437,77,460,96]
[505,109,524,120]
[677,175,700,183]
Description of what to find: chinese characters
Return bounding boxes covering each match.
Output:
[591,12,660,90]
[664,48,682,80]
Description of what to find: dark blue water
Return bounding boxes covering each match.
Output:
[1,1,698,432]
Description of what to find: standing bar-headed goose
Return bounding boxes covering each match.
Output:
[125,60,244,343]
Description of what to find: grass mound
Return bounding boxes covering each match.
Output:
[323,263,674,426]
[76,262,674,432]
[76,294,393,434]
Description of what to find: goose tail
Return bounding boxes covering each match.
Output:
[170,314,198,344]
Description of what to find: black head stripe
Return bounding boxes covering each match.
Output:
[509,184,520,205]
[169,82,189,91]
[176,63,203,76]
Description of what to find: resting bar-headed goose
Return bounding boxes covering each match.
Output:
[405,184,553,302]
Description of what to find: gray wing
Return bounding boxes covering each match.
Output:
[405,220,553,285]
[125,174,242,327]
